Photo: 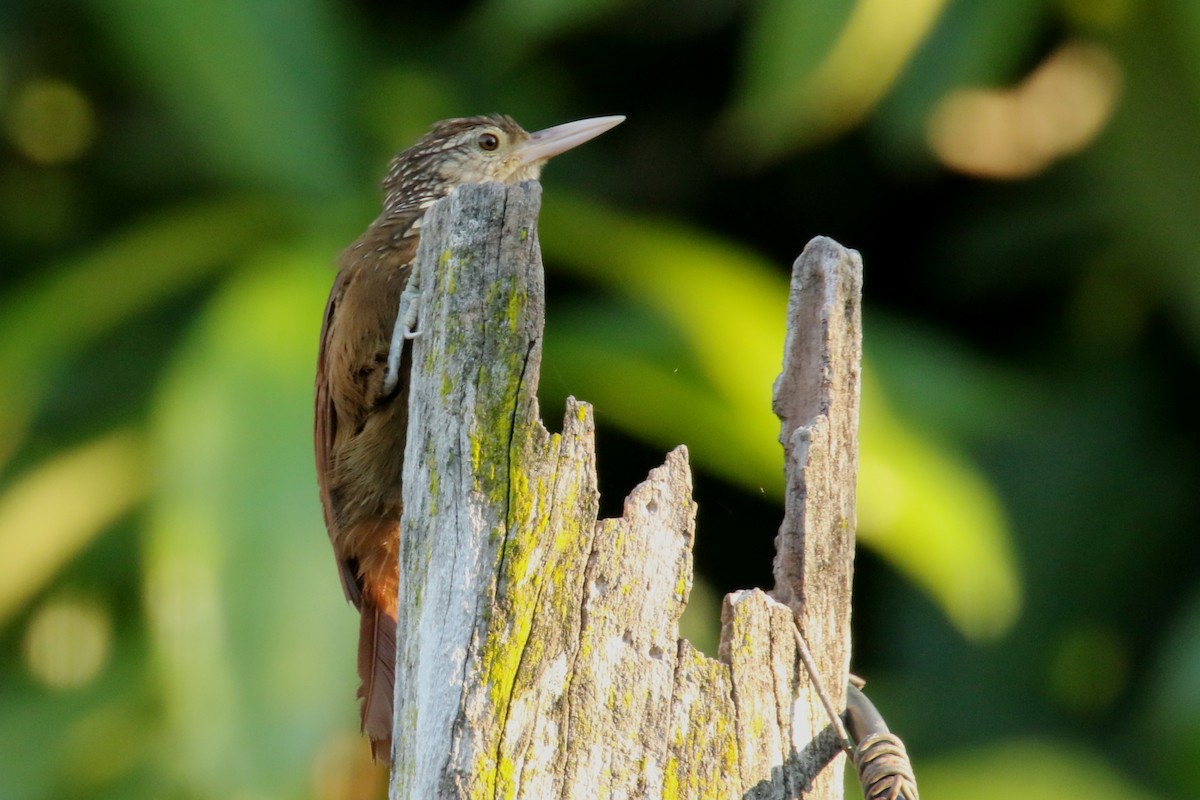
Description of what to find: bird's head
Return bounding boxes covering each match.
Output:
[381,114,623,212]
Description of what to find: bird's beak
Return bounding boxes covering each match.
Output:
[518,115,625,165]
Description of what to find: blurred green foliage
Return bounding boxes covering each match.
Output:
[1,0,1198,798]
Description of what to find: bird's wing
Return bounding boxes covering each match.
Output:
[315,266,364,609]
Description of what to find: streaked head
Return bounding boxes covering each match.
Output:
[382,114,624,211]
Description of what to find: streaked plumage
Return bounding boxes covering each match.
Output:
[315,113,623,760]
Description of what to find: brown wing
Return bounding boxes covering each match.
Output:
[314,266,364,608]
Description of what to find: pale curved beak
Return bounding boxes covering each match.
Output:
[518,115,625,165]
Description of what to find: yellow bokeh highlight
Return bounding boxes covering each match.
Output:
[928,41,1122,179]
[6,78,97,164]
[0,431,147,622]
[23,595,112,689]
[722,0,949,160]
[804,0,948,137]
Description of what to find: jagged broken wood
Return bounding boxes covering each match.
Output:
[390,181,862,800]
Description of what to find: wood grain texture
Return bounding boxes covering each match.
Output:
[770,235,865,800]
[389,183,862,800]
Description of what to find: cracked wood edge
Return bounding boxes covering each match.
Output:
[768,235,865,799]
[391,180,558,798]
[390,184,858,799]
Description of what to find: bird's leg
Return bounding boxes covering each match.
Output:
[399,262,423,341]
[382,264,422,398]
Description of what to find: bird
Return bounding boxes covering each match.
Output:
[314,113,624,761]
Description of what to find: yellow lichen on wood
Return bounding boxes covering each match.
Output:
[392,184,856,800]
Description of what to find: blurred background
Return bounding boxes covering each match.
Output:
[2,0,1199,797]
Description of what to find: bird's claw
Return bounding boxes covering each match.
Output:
[398,275,422,339]
[383,274,422,397]
[400,299,421,340]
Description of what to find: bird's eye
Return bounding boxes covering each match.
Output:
[477,132,500,151]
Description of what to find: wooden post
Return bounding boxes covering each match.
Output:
[390,181,862,800]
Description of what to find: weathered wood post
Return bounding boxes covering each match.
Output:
[390,181,862,800]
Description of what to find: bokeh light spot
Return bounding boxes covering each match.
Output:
[928,41,1122,179]
[6,78,97,165]
[23,595,112,689]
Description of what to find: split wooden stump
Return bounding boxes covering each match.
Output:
[390,182,862,800]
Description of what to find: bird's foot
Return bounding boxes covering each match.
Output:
[382,278,422,397]
[398,278,421,340]
[398,297,422,340]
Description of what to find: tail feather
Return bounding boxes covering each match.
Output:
[357,600,397,762]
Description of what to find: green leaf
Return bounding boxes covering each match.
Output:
[85,0,356,195]
[541,193,787,494]
[872,0,1049,161]
[540,195,1020,637]
[0,197,289,467]
[916,739,1162,800]
[1140,585,1200,792]
[144,248,360,794]
[0,432,147,624]
[859,371,1020,640]
[467,0,633,61]
[721,0,951,160]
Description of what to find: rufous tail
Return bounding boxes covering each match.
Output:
[357,599,396,762]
